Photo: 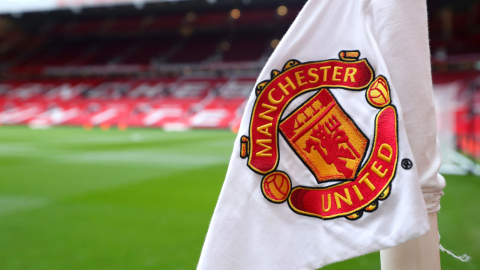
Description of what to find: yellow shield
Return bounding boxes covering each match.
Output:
[280,89,368,182]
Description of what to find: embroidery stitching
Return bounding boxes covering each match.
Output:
[280,89,370,183]
[401,158,413,170]
[247,54,375,175]
[239,51,400,221]
[287,106,399,220]
[261,171,292,204]
[366,75,391,108]
[240,135,249,159]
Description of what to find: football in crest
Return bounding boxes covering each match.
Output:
[367,75,391,108]
[261,172,291,203]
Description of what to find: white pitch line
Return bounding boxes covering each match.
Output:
[0,195,50,218]
[0,143,230,167]
[59,151,229,166]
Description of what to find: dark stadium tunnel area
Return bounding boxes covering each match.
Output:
[0,0,479,77]
[0,2,301,75]
[0,0,477,79]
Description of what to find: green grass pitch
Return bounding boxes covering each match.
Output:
[0,126,477,270]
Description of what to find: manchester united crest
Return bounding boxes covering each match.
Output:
[239,50,400,220]
[280,89,369,183]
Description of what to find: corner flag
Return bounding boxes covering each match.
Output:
[198,0,445,269]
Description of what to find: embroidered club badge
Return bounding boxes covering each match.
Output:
[240,51,399,220]
[280,89,369,183]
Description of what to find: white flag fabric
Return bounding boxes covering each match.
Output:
[198,0,445,269]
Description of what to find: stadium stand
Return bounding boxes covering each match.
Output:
[0,77,253,129]
[190,11,228,28]
[0,0,480,155]
[222,31,273,62]
[169,32,227,63]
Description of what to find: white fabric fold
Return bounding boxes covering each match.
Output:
[368,0,446,211]
[424,191,444,213]
[198,0,445,269]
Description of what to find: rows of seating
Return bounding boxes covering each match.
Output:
[429,3,480,56]
[3,4,480,74]
[33,5,480,60]
[0,77,254,129]
[46,8,299,36]
[0,6,301,73]
[432,72,480,159]
[9,30,277,73]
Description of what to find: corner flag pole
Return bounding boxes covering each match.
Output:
[380,213,441,270]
